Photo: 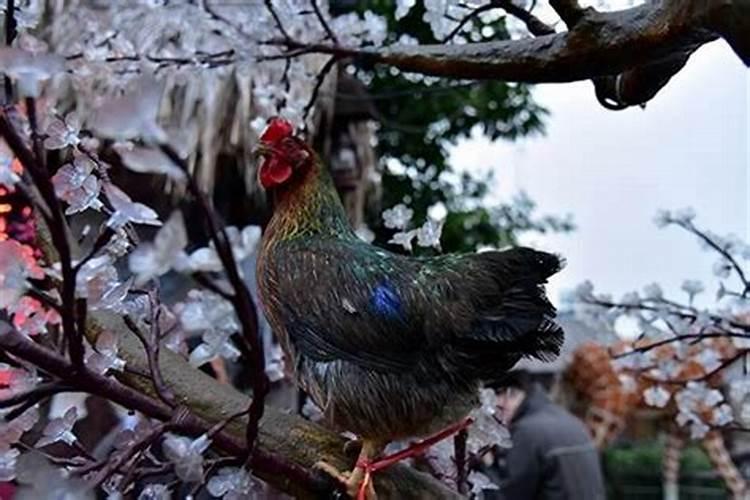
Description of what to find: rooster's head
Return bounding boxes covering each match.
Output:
[255,117,312,190]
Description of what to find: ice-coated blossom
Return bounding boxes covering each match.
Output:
[712,259,732,279]
[0,448,19,481]
[0,239,44,309]
[178,290,241,367]
[44,113,81,150]
[89,75,167,143]
[51,155,102,214]
[672,207,696,224]
[468,470,499,495]
[129,211,188,285]
[14,452,93,499]
[653,209,672,228]
[9,296,60,337]
[85,331,126,375]
[0,47,65,97]
[355,225,375,243]
[395,0,417,20]
[388,230,416,252]
[467,389,511,453]
[162,433,211,482]
[620,291,640,307]
[186,225,260,273]
[710,403,733,427]
[382,203,413,229]
[695,348,721,373]
[265,343,285,383]
[207,467,261,499]
[643,283,663,300]
[35,406,78,448]
[0,142,18,187]
[643,386,670,408]
[73,254,127,311]
[681,279,705,299]
[416,218,444,250]
[138,483,172,500]
[105,183,161,229]
[113,143,186,182]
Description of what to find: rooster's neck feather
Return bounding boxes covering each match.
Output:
[266,156,354,242]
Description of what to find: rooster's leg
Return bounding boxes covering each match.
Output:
[315,439,385,499]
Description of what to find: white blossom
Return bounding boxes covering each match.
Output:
[672,207,696,224]
[105,183,161,229]
[265,343,285,383]
[0,141,18,186]
[416,218,444,250]
[129,211,189,285]
[681,279,705,300]
[89,75,167,143]
[653,209,672,228]
[113,143,186,182]
[710,403,733,427]
[36,406,78,448]
[0,448,19,481]
[85,331,126,375]
[395,0,417,20]
[163,433,211,482]
[0,47,65,97]
[51,155,102,214]
[643,283,663,300]
[695,348,721,373]
[0,240,44,309]
[207,467,261,499]
[9,296,60,337]
[355,225,375,243]
[712,259,732,279]
[643,386,670,408]
[44,113,81,150]
[382,204,413,229]
[138,483,172,500]
[468,470,499,495]
[388,230,416,252]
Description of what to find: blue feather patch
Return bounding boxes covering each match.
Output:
[370,281,403,320]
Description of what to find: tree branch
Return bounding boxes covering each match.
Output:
[270,1,747,107]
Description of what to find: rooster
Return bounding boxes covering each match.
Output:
[255,118,564,498]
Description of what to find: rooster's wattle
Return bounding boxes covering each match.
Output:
[255,118,564,498]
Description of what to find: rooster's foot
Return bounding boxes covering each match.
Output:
[314,460,376,499]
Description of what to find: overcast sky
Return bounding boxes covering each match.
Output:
[450,41,748,307]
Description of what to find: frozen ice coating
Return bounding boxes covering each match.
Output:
[28,1,383,191]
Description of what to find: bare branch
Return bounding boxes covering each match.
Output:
[310,0,337,44]
[268,1,748,108]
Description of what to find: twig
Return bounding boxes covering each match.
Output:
[191,272,234,301]
[89,421,171,488]
[157,143,269,458]
[549,0,588,27]
[0,109,84,368]
[264,0,292,41]
[310,0,337,44]
[454,427,468,494]
[3,0,16,102]
[0,380,72,409]
[123,310,176,408]
[678,220,750,297]
[302,56,337,123]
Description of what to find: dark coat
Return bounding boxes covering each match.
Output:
[483,385,606,500]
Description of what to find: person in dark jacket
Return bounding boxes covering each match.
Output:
[482,372,606,500]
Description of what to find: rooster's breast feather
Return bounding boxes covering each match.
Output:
[269,239,564,377]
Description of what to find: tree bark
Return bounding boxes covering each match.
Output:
[86,311,463,499]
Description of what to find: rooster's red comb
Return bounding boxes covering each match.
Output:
[260,117,294,143]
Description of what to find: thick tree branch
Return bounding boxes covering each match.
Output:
[271,1,747,107]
